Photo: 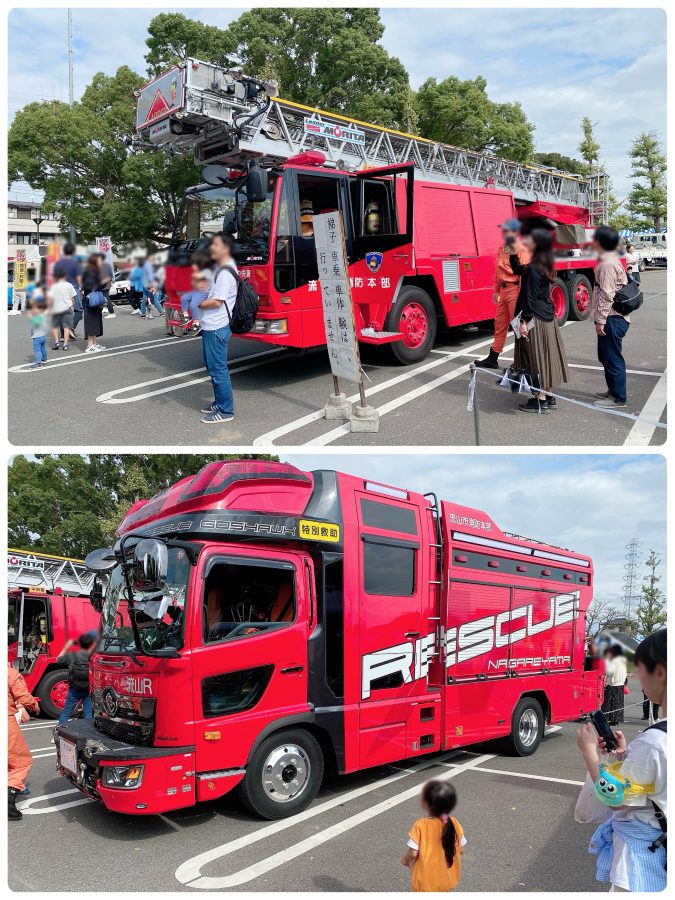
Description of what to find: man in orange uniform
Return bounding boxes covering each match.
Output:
[475,218,531,369]
[8,665,40,820]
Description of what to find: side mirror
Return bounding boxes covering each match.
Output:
[222,210,238,234]
[133,539,168,592]
[246,164,268,203]
[90,576,104,613]
[85,547,117,574]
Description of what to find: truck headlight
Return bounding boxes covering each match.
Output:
[251,318,288,335]
[102,765,144,789]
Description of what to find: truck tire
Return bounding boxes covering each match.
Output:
[567,274,592,322]
[384,287,437,365]
[238,729,324,820]
[502,697,544,757]
[638,259,646,272]
[550,278,569,326]
[36,669,70,719]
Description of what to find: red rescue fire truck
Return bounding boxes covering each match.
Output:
[7,549,100,718]
[135,60,609,362]
[55,460,603,818]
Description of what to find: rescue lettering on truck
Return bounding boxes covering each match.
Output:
[134,59,605,363]
[54,460,603,819]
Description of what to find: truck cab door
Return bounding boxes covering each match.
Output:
[188,545,313,782]
[350,166,414,300]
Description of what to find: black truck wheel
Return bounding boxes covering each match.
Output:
[384,287,437,365]
[550,278,569,326]
[568,274,592,321]
[35,669,70,719]
[238,729,324,819]
[502,697,544,757]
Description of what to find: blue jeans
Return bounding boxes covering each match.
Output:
[58,687,93,724]
[140,289,164,316]
[201,326,234,415]
[32,336,48,365]
[597,315,630,403]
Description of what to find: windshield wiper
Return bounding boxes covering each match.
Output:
[121,645,145,667]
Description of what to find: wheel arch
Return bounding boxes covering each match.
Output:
[246,713,338,777]
[514,689,551,725]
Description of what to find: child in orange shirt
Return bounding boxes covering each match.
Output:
[401,780,466,892]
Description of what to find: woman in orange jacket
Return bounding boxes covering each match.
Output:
[8,665,40,820]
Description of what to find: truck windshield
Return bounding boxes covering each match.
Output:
[172,173,277,265]
[100,547,191,655]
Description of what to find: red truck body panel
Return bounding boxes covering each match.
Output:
[54,461,603,815]
[164,164,600,356]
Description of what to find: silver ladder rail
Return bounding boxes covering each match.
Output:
[137,58,606,212]
[7,549,95,595]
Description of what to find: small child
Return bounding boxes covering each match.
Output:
[401,780,466,892]
[27,300,49,369]
[180,268,212,332]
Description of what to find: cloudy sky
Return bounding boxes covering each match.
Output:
[284,453,667,608]
[7,5,666,202]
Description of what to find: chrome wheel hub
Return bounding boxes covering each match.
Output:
[262,743,311,803]
[519,709,539,747]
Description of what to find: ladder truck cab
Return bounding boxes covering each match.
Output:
[55,460,603,818]
[135,60,608,363]
[7,550,101,718]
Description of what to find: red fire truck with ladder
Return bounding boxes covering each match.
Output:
[134,59,609,363]
[7,549,100,718]
[55,460,603,818]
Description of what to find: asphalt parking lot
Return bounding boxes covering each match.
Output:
[8,270,666,448]
[9,676,651,892]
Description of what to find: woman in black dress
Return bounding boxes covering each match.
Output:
[82,254,104,353]
[510,229,569,415]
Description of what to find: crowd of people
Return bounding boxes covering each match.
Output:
[475,221,639,415]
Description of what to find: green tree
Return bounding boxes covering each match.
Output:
[8,455,278,558]
[626,132,667,230]
[578,116,601,174]
[227,7,412,129]
[532,152,587,175]
[628,550,666,639]
[145,12,236,76]
[8,67,200,246]
[415,76,534,161]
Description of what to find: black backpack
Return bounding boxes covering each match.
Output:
[217,267,259,335]
[612,278,643,316]
[645,720,667,865]
[69,651,91,692]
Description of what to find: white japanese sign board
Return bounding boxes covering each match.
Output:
[313,212,361,384]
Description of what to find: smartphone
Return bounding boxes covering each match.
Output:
[589,709,618,751]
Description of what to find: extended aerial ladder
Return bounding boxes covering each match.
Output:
[135,58,608,221]
[7,548,95,596]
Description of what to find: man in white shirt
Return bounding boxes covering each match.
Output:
[47,271,77,351]
[199,233,238,423]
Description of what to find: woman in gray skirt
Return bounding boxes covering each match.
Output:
[510,228,569,415]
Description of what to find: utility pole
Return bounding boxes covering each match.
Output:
[622,537,642,623]
[67,8,77,246]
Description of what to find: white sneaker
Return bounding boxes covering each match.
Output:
[85,346,96,353]
[93,344,106,352]
[144,313,153,320]
[130,309,141,316]
[106,313,117,319]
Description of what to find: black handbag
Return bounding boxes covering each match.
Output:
[612,279,643,315]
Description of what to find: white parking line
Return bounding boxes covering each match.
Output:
[17,788,94,815]
[9,334,200,373]
[96,347,288,404]
[21,722,59,730]
[32,752,57,760]
[177,752,493,889]
[624,370,668,446]
[175,750,461,887]
[471,766,583,787]
[253,333,505,445]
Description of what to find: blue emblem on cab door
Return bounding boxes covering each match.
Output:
[365,252,383,273]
